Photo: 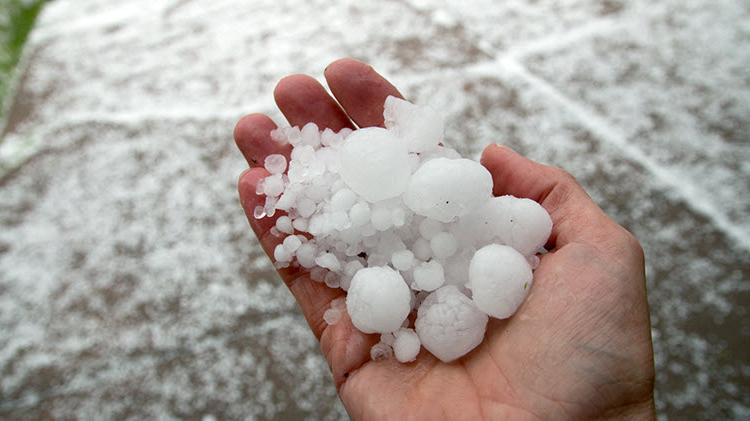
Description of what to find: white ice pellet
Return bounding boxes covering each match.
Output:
[295,243,317,268]
[297,197,317,218]
[275,216,294,234]
[339,127,411,202]
[469,244,533,319]
[330,188,358,211]
[383,96,444,153]
[412,237,432,261]
[392,328,421,363]
[301,122,321,147]
[391,249,415,271]
[349,202,371,227]
[324,271,340,288]
[315,252,341,272]
[346,267,411,334]
[370,342,393,361]
[494,195,553,256]
[323,308,342,325]
[282,235,302,253]
[413,260,445,291]
[344,260,364,276]
[310,266,327,282]
[415,285,488,362]
[371,206,393,231]
[405,158,493,223]
[273,244,293,263]
[418,218,443,240]
[264,154,287,174]
[430,231,458,259]
[455,195,552,256]
[292,217,308,232]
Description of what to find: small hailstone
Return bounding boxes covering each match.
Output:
[264,154,287,174]
[253,206,265,219]
[301,122,321,147]
[370,342,393,361]
[323,307,342,325]
[415,285,488,362]
[392,208,406,227]
[344,260,364,276]
[412,238,432,261]
[371,206,393,231]
[418,218,443,240]
[275,216,294,234]
[339,127,411,202]
[330,188,358,211]
[391,249,415,271]
[310,266,327,282]
[349,202,371,227]
[469,244,533,319]
[404,158,493,222]
[273,244,293,263]
[297,197,317,218]
[413,260,445,291]
[282,235,302,253]
[324,271,340,288]
[346,267,411,334]
[393,328,421,362]
[295,243,317,268]
[380,332,395,346]
[383,96,444,153]
[292,217,308,232]
[430,232,458,259]
[527,254,541,270]
[315,252,341,272]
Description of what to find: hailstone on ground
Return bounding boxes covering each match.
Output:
[255,95,552,364]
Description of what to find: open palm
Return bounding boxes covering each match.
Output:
[234,59,655,420]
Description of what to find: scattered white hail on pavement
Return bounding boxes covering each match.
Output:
[257,96,552,363]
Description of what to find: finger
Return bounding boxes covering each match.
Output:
[274,74,353,130]
[238,168,376,386]
[480,144,621,249]
[324,58,403,128]
[233,113,291,167]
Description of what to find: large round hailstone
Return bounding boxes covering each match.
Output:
[383,96,444,153]
[404,158,493,223]
[346,266,411,334]
[455,195,552,256]
[415,285,488,362]
[469,244,533,319]
[494,195,552,256]
[339,127,410,202]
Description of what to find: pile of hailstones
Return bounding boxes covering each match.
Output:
[256,96,552,364]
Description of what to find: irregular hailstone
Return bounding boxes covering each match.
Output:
[469,244,533,319]
[346,267,412,334]
[413,260,445,291]
[393,328,421,362]
[404,158,493,223]
[339,127,411,202]
[415,285,488,362]
[383,96,444,153]
[455,195,552,256]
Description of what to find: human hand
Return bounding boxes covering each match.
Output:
[234,58,655,420]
